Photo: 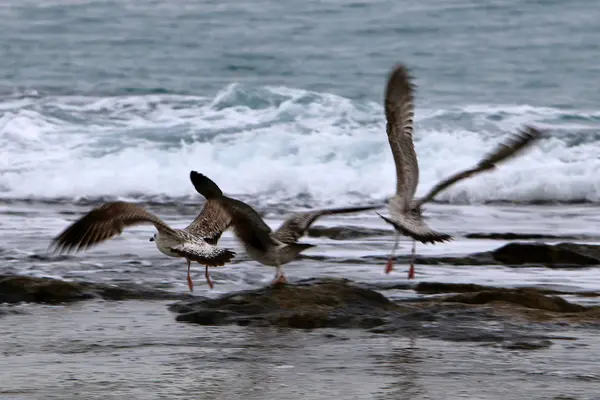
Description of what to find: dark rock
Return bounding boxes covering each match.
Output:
[414,282,600,297]
[367,242,600,268]
[467,233,566,240]
[442,289,587,313]
[502,339,553,350]
[413,255,493,266]
[170,277,597,347]
[307,225,389,240]
[0,306,25,317]
[416,282,490,294]
[0,275,94,304]
[0,274,191,304]
[171,278,402,329]
[487,242,600,266]
[301,242,600,269]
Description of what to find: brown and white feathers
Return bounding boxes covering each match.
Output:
[49,201,236,267]
[379,63,541,244]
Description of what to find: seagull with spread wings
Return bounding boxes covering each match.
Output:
[378,64,541,279]
[49,195,245,292]
[190,171,379,284]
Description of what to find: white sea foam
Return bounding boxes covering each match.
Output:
[1,84,599,206]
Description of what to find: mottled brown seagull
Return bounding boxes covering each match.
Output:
[190,171,380,284]
[49,199,241,291]
[378,63,542,279]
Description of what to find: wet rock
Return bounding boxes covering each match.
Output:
[0,274,190,304]
[413,255,493,266]
[353,254,493,267]
[362,242,600,268]
[413,282,600,297]
[442,289,587,313]
[0,275,93,304]
[502,339,553,350]
[0,306,25,317]
[416,282,490,294]
[488,242,600,266]
[466,233,566,240]
[303,241,600,268]
[170,277,597,348]
[171,278,403,329]
[307,225,389,240]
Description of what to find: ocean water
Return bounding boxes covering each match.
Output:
[2,0,600,399]
[2,0,600,206]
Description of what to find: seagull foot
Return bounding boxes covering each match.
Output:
[271,275,288,285]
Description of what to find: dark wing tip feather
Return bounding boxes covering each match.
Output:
[478,125,542,169]
[189,171,224,199]
[386,64,415,100]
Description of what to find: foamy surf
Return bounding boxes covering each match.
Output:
[1,84,599,206]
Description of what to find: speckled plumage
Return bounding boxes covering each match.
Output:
[380,64,541,244]
[49,200,237,290]
[190,171,379,282]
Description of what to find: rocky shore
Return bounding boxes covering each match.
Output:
[4,240,600,350]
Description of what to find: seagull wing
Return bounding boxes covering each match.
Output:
[272,205,381,244]
[385,64,420,211]
[184,200,233,245]
[415,126,542,207]
[50,201,175,254]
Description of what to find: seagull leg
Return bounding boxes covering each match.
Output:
[407,240,416,280]
[271,253,287,285]
[186,259,194,292]
[272,265,287,285]
[385,233,400,274]
[205,265,214,290]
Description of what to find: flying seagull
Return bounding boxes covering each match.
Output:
[49,200,241,291]
[378,63,541,279]
[190,171,380,284]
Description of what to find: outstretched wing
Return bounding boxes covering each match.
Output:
[170,241,235,267]
[272,205,381,244]
[218,196,277,250]
[385,64,420,210]
[414,126,541,207]
[188,170,275,251]
[49,201,175,254]
[377,212,452,244]
[184,200,232,245]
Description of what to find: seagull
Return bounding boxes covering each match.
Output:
[49,200,241,291]
[190,171,380,284]
[378,63,542,279]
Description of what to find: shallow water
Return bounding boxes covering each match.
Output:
[3,201,600,299]
[2,202,600,398]
[1,300,599,400]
